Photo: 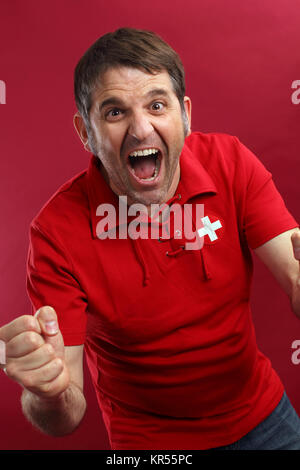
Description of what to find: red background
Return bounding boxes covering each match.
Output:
[0,0,299,450]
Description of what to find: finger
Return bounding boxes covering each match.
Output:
[20,358,65,394]
[10,343,55,372]
[35,306,59,337]
[32,363,70,399]
[291,231,300,260]
[6,331,45,359]
[0,315,41,343]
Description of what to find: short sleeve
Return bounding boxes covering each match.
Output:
[26,222,87,345]
[233,137,299,249]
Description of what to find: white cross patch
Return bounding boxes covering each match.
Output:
[197,216,222,242]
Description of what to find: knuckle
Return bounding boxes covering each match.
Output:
[5,362,18,380]
[43,343,55,358]
[24,331,41,349]
[40,377,65,399]
[39,381,55,396]
[54,358,64,373]
[20,315,36,331]
[22,360,66,398]
[48,358,63,376]
[39,381,50,393]
[22,373,36,390]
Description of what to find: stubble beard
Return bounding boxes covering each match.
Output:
[125,152,180,208]
[87,108,188,208]
[94,145,181,210]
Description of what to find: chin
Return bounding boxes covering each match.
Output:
[125,193,160,209]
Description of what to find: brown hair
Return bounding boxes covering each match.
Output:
[74,27,186,128]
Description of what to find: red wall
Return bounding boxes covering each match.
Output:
[0,0,299,449]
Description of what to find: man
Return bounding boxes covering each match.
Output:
[1,27,300,450]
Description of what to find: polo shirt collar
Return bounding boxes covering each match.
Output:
[175,140,217,204]
[86,139,217,239]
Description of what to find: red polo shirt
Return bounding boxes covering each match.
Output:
[27,132,298,450]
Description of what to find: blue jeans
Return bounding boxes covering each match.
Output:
[214,392,300,450]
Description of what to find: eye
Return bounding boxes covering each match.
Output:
[105,108,124,121]
[151,102,164,112]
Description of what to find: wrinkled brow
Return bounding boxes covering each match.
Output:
[99,88,171,111]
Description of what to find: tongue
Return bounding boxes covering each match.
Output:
[132,156,156,179]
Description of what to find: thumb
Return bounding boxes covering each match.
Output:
[35,306,65,359]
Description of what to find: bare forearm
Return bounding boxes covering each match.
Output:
[21,382,86,436]
[254,229,300,317]
[291,278,300,318]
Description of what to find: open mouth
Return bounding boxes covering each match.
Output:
[128,148,161,183]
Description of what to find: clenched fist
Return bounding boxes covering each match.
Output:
[0,306,69,400]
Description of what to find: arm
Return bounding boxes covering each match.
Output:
[254,228,300,317]
[21,344,86,437]
[1,306,86,437]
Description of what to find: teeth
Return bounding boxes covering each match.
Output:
[129,148,159,157]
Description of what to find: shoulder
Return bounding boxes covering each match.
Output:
[185,131,269,179]
[185,131,242,162]
[30,168,90,241]
[184,131,247,181]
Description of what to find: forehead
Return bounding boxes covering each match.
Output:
[93,66,176,103]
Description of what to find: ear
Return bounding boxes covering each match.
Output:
[73,112,92,152]
[183,96,192,136]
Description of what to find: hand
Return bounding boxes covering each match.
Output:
[0,306,69,400]
[291,231,300,316]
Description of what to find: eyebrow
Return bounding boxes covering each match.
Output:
[99,88,171,112]
[145,88,170,99]
[99,97,123,112]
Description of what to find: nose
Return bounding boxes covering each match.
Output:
[127,111,154,141]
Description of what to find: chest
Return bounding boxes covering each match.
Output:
[72,193,252,345]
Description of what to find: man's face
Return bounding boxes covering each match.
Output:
[76,66,191,207]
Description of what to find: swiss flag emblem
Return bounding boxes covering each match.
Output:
[197,213,225,245]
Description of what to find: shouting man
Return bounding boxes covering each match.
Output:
[1,28,300,450]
